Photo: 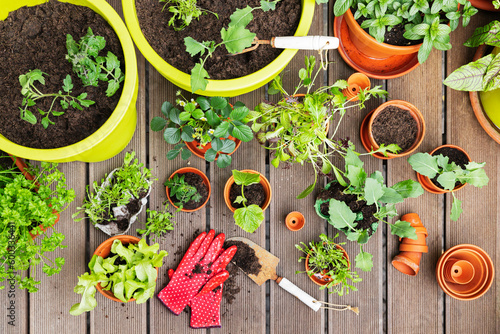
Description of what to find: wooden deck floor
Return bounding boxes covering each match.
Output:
[2,1,499,333]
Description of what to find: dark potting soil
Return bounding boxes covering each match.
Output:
[223,263,241,304]
[136,0,301,80]
[0,151,15,171]
[116,218,129,231]
[356,17,422,46]
[372,106,418,153]
[229,183,266,209]
[430,147,469,189]
[0,1,124,149]
[126,198,141,216]
[223,240,262,276]
[175,172,209,210]
[317,182,378,235]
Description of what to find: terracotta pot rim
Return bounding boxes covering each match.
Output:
[223,169,272,213]
[285,211,305,232]
[166,167,211,212]
[184,136,242,160]
[305,244,349,286]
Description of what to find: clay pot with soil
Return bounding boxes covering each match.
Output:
[123,0,315,96]
[165,167,211,212]
[0,0,138,162]
[360,100,425,159]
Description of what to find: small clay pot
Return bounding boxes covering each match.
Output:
[305,245,349,286]
[224,170,271,213]
[166,167,211,212]
[443,259,475,285]
[285,211,305,231]
[416,145,471,194]
[93,235,158,303]
[342,73,370,102]
[360,100,425,159]
[184,135,242,160]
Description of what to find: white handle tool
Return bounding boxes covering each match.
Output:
[277,277,321,312]
[272,36,339,50]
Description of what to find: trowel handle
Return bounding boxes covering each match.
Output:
[272,36,339,50]
[276,277,321,312]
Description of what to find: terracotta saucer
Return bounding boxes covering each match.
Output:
[468,0,500,11]
[360,110,390,159]
[333,16,420,79]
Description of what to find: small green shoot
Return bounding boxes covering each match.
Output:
[231,170,265,233]
[160,0,217,31]
[137,206,175,242]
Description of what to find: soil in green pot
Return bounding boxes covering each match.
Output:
[0,1,124,149]
[430,147,469,189]
[172,172,209,210]
[136,0,301,80]
[371,105,418,152]
[229,182,266,209]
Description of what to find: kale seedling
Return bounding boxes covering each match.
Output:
[160,0,217,31]
[231,170,265,233]
[66,27,125,97]
[18,69,94,128]
[137,207,175,242]
[164,173,203,211]
[408,152,489,221]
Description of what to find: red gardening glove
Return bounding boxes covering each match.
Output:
[157,230,235,315]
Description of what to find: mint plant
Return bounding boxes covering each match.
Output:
[231,170,265,233]
[160,0,217,31]
[18,69,94,128]
[494,0,500,9]
[151,94,252,168]
[408,152,489,221]
[165,173,202,211]
[137,207,175,242]
[296,233,361,296]
[66,27,124,97]
[184,0,280,92]
[333,0,478,63]
[249,56,390,198]
[444,20,500,92]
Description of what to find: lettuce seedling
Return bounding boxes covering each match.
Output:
[231,170,265,233]
[161,0,217,31]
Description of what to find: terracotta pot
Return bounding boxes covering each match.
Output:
[468,0,500,11]
[443,259,475,285]
[285,211,305,231]
[93,235,158,303]
[342,73,370,102]
[223,170,271,213]
[166,167,211,212]
[360,100,425,159]
[416,145,471,194]
[305,245,349,286]
[184,136,242,160]
[391,213,428,276]
[469,45,500,145]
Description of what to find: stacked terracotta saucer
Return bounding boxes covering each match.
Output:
[436,244,495,300]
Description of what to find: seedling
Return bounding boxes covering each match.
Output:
[408,152,489,221]
[137,206,175,242]
[164,173,202,211]
[160,0,217,31]
[231,170,265,233]
[18,69,94,128]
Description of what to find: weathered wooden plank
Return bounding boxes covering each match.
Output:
[386,47,444,333]
[445,11,498,334]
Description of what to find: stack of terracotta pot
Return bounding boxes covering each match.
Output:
[436,244,495,300]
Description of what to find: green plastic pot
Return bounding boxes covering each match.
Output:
[0,0,138,162]
[122,0,315,97]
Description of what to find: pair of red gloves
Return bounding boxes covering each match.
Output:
[157,230,236,329]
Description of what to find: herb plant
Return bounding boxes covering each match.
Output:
[0,160,75,292]
[318,149,424,272]
[160,0,217,31]
[408,152,489,221]
[495,0,500,9]
[66,27,125,97]
[184,0,280,92]
[70,239,167,315]
[18,69,95,129]
[444,21,500,92]
[165,173,202,210]
[137,207,175,242]
[333,0,478,63]
[248,56,390,198]
[151,93,253,168]
[231,170,265,233]
[296,233,361,296]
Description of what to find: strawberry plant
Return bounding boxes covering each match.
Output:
[231,170,265,233]
[164,173,203,211]
[66,27,125,97]
[18,69,94,129]
[160,0,217,31]
[408,152,489,221]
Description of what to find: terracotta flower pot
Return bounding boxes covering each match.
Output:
[305,245,349,286]
[184,135,242,160]
[392,213,428,276]
[285,211,305,231]
[443,259,475,285]
[223,170,271,213]
[468,0,500,11]
[416,145,471,194]
[360,100,425,159]
[93,235,158,303]
[342,73,370,102]
[166,167,211,212]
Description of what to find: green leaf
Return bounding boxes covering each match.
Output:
[184,37,206,57]
[436,171,457,190]
[346,165,366,189]
[192,108,205,119]
[210,97,228,110]
[205,109,221,127]
[296,182,316,199]
[216,153,232,168]
[150,117,167,131]
[180,126,195,142]
[328,199,357,230]
[190,63,209,93]
[232,124,253,142]
[418,35,433,64]
[181,148,192,160]
[213,122,231,137]
[450,196,462,221]
[345,149,364,168]
[390,180,424,199]
[234,205,265,233]
[379,187,405,204]
[62,75,73,93]
[459,169,489,188]
[196,96,211,110]
[169,108,182,125]
[355,251,373,272]
[221,25,256,54]
[163,128,181,144]
[389,220,417,239]
[334,0,352,16]
[364,178,384,205]
[464,20,500,48]
[407,153,440,177]
[260,0,277,11]
[444,54,494,92]
[161,101,173,117]
[232,170,261,186]
[230,106,249,121]
[219,139,236,154]
[228,6,253,27]
[204,148,217,162]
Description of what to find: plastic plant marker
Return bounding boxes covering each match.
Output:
[444,259,475,285]
[285,211,305,231]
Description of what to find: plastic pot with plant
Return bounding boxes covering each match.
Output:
[0,155,75,293]
[408,146,489,221]
[249,55,391,199]
[73,152,155,236]
[69,236,168,315]
[151,94,252,168]
[315,148,424,272]
[165,167,211,212]
[296,233,361,296]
